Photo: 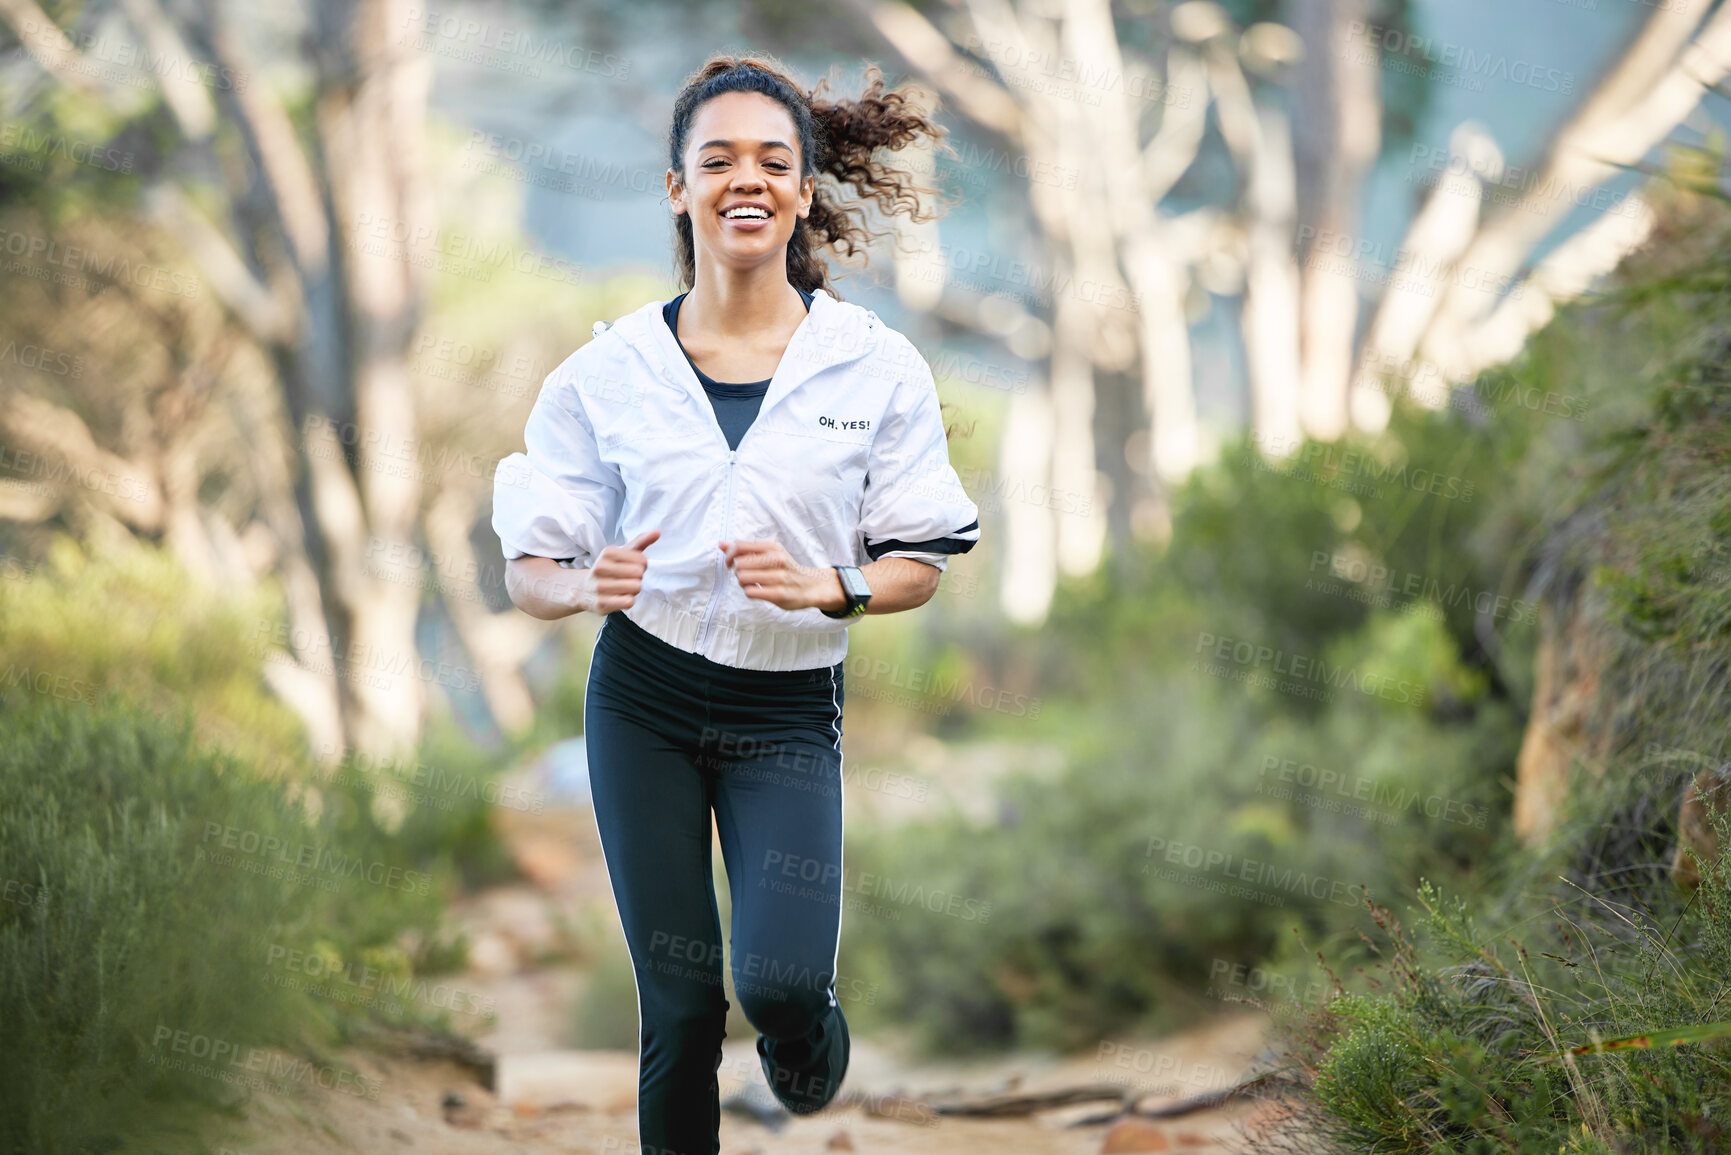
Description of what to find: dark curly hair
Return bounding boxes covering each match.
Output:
[665,53,956,298]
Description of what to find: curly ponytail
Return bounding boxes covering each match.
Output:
[666,54,955,297]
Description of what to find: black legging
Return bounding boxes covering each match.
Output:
[584,608,851,1155]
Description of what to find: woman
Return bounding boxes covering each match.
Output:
[491,55,979,1154]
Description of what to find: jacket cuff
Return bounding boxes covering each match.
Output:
[863,519,980,561]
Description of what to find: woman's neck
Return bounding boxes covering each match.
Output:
[680,264,807,341]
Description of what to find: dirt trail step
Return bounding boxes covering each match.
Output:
[222,1005,1285,1155]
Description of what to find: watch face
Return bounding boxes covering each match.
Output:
[839,567,871,599]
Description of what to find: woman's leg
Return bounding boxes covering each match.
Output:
[707,687,851,1114]
[586,679,728,1155]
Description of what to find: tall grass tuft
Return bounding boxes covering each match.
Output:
[0,688,447,1154]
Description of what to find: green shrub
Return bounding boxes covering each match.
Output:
[1263,171,1731,1155]
[355,715,523,894]
[840,380,1528,1055]
[1288,839,1731,1155]
[840,654,1517,1054]
[0,690,448,1154]
[0,537,309,776]
[570,937,641,1050]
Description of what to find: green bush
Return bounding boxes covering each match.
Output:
[0,537,310,775]
[355,715,524,894]
[569,937,642,1051]
[837,188,1731,1067]
[841,649,1518,1054]
[1289,840,1731,1155]
[0,690,447,1154]
[1269,170,1731,1155]
[839,373,1532,1055]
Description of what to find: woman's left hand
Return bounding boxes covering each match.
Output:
[719,539,843,612]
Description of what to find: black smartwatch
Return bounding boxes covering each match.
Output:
[821,565,872,620]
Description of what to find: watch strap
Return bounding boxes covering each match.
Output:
[821,565,871,619]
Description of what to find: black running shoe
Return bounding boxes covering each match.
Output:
[756,1003,849,1115]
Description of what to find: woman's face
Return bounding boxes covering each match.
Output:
[668,91,814,273]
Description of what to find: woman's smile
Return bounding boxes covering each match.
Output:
[721,205,775,231]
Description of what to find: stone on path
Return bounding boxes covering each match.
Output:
[1102,1117,1171,1152]
[440,1087,492,1128]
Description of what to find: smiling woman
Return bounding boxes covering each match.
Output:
[491,53,980,1155]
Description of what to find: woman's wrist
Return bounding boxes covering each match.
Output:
[805,564,847,612]
[507,557,593,619]
[565,566,595,615]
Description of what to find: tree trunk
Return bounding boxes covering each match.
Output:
[1418,4,1731,384]
[300,0,435,758]
[1240,104,1305,456]
[997,385,1059,624]
[842,0,1194,618]
[0,0,442,757]
[1290,0,1380,440]
[1350,124,1500,432]
[425,481,550,736]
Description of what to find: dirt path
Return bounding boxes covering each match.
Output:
[215,778,1291,1154]
[224,1010,1281,1155]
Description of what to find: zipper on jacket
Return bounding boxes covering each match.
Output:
[696,448,739,651]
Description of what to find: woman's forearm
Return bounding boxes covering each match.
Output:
[810,556,940,615]
[504,556,595,620]
[862,556,942,614]
[511,551,942,620]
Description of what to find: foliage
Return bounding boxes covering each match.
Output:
[0,534,543,1150]
[1283,833,1731,1154]
[1262,173,1731,1155]
[569,932,642,1051]
[0,535,309,775]
[841,396,1530,1051]
[840,174,1731,1065]
[362,714,523,895]
[0,690,451,1155]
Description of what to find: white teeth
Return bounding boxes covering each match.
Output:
[723,208,770,218]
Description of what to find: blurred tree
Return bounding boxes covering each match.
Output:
[0,0,434,758]
[1352,4,1731,427]
[761,0,1705,628]
[814,0,1418,620]
[1289,0,1380,440]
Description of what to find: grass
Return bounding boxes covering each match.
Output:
[0,541,528,1151]
[0,689,456,1153]
[1271,820,1731,1154]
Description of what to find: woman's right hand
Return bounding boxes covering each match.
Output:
[587,529,661,613]
[503,529,660,619]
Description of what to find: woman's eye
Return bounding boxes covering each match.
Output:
[702,159,789,172]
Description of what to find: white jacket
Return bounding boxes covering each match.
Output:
[491,287,981,671]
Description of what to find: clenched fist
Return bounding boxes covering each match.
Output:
[590,529,660,614]
[719,538,845,613]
